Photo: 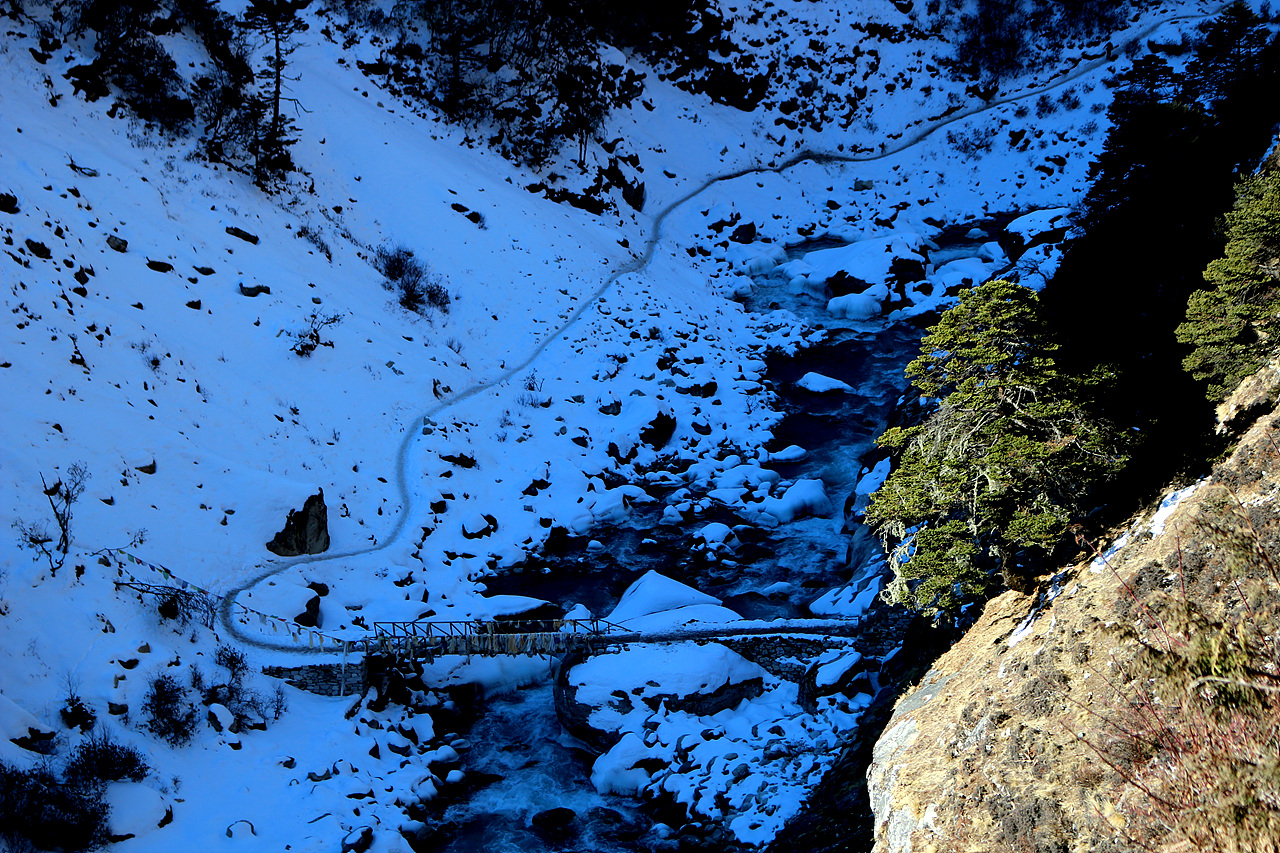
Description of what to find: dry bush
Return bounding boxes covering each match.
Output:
[1090,486,1280,852]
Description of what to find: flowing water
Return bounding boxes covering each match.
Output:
[412,224,1007,852]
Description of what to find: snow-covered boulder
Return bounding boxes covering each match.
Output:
[561,643,771,749]
[103,782,169,842]
[827,284,890,320]
[1003,207,1070,258]
[0,693,56,762]
[796,372,854,393]
[604,571,740,632]
[752,479,832,525]
[782,233,928,295]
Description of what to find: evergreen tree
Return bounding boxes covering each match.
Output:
[65,0,194,130]
[1178,169,1280,400]
[867,280,1126,617]
[955,0,1027,82]
[241,0,310,187]
[1183,0,1271,110]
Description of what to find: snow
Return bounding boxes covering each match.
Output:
[569,644,769,711]
[104,782,169,840]
[0,0,1232,847]
[606,571,723,624]
[605,571,743,631]
[1151,482,1202,535]
[590,732,655,795]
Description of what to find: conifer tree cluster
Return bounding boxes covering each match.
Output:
[1178,167,1280,401]
[56,0,303,186]
[875,3,1280,618]
[383,0,648,167]
[866,281,1126,617]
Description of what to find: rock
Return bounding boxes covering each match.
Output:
[24,239,51,259]
[439,452,477,468]
[587,806,644,842]
[265,490,330,557]
[639,408,676,450]
[461,513,498,539]
[106,234,128,252]
[238,283,271,297]
[676,379,717,398]
[0,192,18,214]
[146,259,173,273]
[341,826,373,853]
[207,704,234,733]
[225,226,260,244]
[10,726,56,754]
[798,651,871,714]
[531,807,577,839]
[294,594,322,628]
[558,642,768,749]
[621,179,645,212]
[104,782,168,842]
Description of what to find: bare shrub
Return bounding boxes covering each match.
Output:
[291,311,343,357]
[63,732,150,790]
[155,588,218,629]
[1087,488,1280,851]
[13,463,89,573]
[375,245,450,315]
[140,674,198,746]
[0,762,107,852]
[295,224,331,260]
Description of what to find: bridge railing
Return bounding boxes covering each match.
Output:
[369,617,628,659]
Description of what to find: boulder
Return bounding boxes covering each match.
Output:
[798,651,872,713]
[266,490,330,556]
[558,643,769,748]
[639,409,676,450]
[531,807,577,839]
[341,826,373,853]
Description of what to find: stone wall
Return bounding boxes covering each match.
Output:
[262,661,367,697]
[717,635,844,680]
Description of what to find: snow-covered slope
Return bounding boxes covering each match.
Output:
[0,0,1230,849]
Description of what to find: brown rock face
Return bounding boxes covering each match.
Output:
[266,490,330,556]
[863,394,1280,853]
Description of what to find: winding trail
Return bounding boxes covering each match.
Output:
[219,5,1223,656]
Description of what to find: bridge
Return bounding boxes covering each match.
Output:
[267,616,883,697]
[367,616,868,662]
[368,617,631,663]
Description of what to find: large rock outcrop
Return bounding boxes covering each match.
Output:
[864,394,1280,853]
[266,490,330,557]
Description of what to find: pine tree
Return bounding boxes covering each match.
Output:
[866,280,1126,617]
[1178,169,1280,400]
[241,0,310,187]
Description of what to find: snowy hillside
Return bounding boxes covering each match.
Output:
[0,0,1232,850]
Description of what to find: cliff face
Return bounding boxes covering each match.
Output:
[866,380,1280,853]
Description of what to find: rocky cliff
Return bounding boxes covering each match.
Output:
[865,371,1280,853]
